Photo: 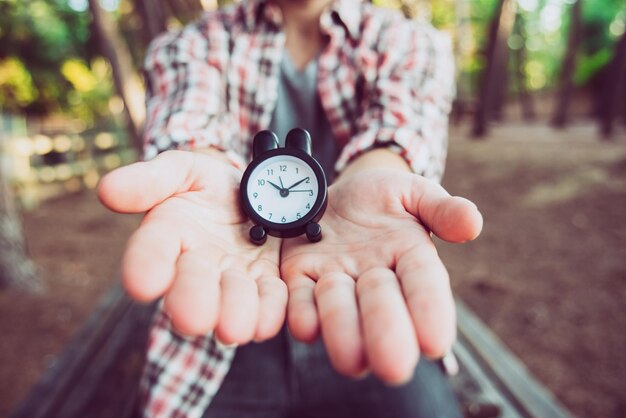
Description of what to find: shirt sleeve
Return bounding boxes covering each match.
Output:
[334,21,455,182]
[141,19,244,166]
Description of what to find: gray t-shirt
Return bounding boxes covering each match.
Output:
[268,54,339,183]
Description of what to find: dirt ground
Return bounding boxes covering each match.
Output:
[1,121,625,418]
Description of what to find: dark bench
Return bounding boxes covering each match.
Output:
[9,285,574,418]
[9,284,154,418]
[451,301,573,418]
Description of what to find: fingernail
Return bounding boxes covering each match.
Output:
[215,336,239,350]
[352,368,371,380]
[437,350,459,376]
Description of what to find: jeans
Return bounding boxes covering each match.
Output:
[202,326,462,418]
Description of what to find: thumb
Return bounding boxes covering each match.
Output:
[97,150,198,213]
[404,177,483,243]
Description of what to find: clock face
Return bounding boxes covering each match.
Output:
[246,155,320,225]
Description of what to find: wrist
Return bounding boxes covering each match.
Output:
[336,148,411,183]
[195,147,245,171]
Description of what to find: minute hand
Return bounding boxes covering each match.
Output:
[286,177,310,190]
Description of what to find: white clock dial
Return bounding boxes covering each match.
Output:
[247,155,319,224]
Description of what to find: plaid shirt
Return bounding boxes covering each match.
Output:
[139,0,455,416]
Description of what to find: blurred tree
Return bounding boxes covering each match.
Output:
[575,0,625,86]
[0,116,39,290]
[132,0,216,40]
[0,168,39,290]
[133,0,169,42]
[451,0,473,123]
[86,0,212,150]
[164,0,206,23]
[552,0,582,129]
[132,0,205,43]
[600,30,626,138]
[88,0,145,149]
[472,0,516,137]
[511,10,535,121]
[0,0,114,123]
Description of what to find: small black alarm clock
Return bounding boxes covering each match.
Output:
[240,128,328,245]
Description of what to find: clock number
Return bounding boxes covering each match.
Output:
[267,169,274,175]
[269,213,273,219]
[253,192,258,198]
[306,203,311,209]
[308,191,314,196]
[280,165,287,172]
[295,168,299,174]
[305,178,310,183]
[258,205,262,212]
[258,179,265,186]
[281,216,286,223]
[296,213,301,219]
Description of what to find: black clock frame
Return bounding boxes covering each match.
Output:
[240,129,328,244]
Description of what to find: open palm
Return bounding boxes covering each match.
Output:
[281,169,482,384]
[98,151,286,344]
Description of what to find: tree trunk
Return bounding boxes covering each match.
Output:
[472,0,517,138]
[134,0,168,44]
[89,0,146,152]
[600,31,626,138]
[166,0,205,23]
[134,0,208,44]
[0,135,39,291]
[551,0,582,129]
[451,0,473,124]
[512,11,535,121]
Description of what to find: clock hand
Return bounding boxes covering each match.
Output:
[279,176,285,189]
[289,189,313,193]
[286,177,310,190]
[268,178,290,198]
[266,180,283,191]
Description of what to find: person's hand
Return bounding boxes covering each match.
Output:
[98,150,286,344]
[280,169,482,384]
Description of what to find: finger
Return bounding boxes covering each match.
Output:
[285,274,320,342]
[163,250,221,336]
[396,244,456,359]
[254,274,288,342]
[121,220,182,302]
[215,269,259,345]
[315,272,367,377]
[357,268,418,385]
[403,177,483,243]
[97,150,199,213]
[246,244,285,341]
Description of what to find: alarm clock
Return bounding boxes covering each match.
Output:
[240,128,328,245]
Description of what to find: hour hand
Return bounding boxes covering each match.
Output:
[266,180,283,191]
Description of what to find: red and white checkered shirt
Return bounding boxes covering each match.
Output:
[139,0,455,416]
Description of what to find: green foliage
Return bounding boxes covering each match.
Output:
[430,0,457,31]
[0,0,624,121]
[471,0,623,93]
[574,49,612,84]
[0,0,113,123]
[574,0,625,85]
[0,58,38,108]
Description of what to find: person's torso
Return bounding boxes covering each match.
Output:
[192,0,411,169]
